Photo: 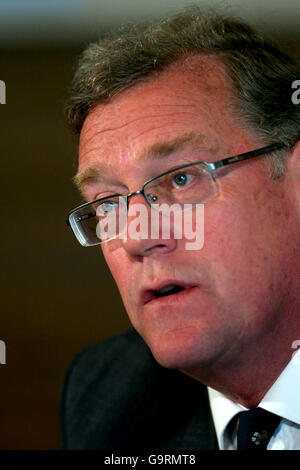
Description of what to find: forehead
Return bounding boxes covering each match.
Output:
[77,56,251,181]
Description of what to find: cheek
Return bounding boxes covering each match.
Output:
[203,206,251,289]
[102,246,143,329]
[101,245,128,291]
[101,244,139,314]
[201,181,289,305]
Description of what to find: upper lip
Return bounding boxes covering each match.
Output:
[140,280,196,305]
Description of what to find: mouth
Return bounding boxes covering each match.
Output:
[142,282,196,305]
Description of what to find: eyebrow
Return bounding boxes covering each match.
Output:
[74,131,218,193]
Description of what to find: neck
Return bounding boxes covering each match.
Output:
[181,318,300,408]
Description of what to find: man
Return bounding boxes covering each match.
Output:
[61,7,300,450]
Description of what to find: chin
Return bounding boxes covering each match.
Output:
[144,326,216,371]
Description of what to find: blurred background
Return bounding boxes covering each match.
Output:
[0,0,299,450]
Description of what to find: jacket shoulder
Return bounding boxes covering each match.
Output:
[60,329,217,450]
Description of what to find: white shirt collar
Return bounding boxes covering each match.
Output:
[208,348,300,449]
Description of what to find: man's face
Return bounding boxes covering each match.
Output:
[78,58,298,374]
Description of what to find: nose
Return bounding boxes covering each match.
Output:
[120,193,177,258]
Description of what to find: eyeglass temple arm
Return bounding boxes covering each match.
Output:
[211,143,286,170]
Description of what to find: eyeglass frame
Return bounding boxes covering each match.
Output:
[67,142,286,245]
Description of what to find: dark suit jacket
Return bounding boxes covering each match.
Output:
[60,329,218,450]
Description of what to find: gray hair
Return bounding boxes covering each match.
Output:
[67,6,300,178]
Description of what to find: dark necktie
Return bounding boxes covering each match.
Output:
[236,407,281,450]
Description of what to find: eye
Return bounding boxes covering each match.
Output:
[96,199,119,216]
[172,172,194,188]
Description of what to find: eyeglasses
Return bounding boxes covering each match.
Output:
[67,142,285,246]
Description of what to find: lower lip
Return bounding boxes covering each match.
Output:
[145,287,197,307]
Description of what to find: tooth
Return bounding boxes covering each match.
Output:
[159,284,178,294]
